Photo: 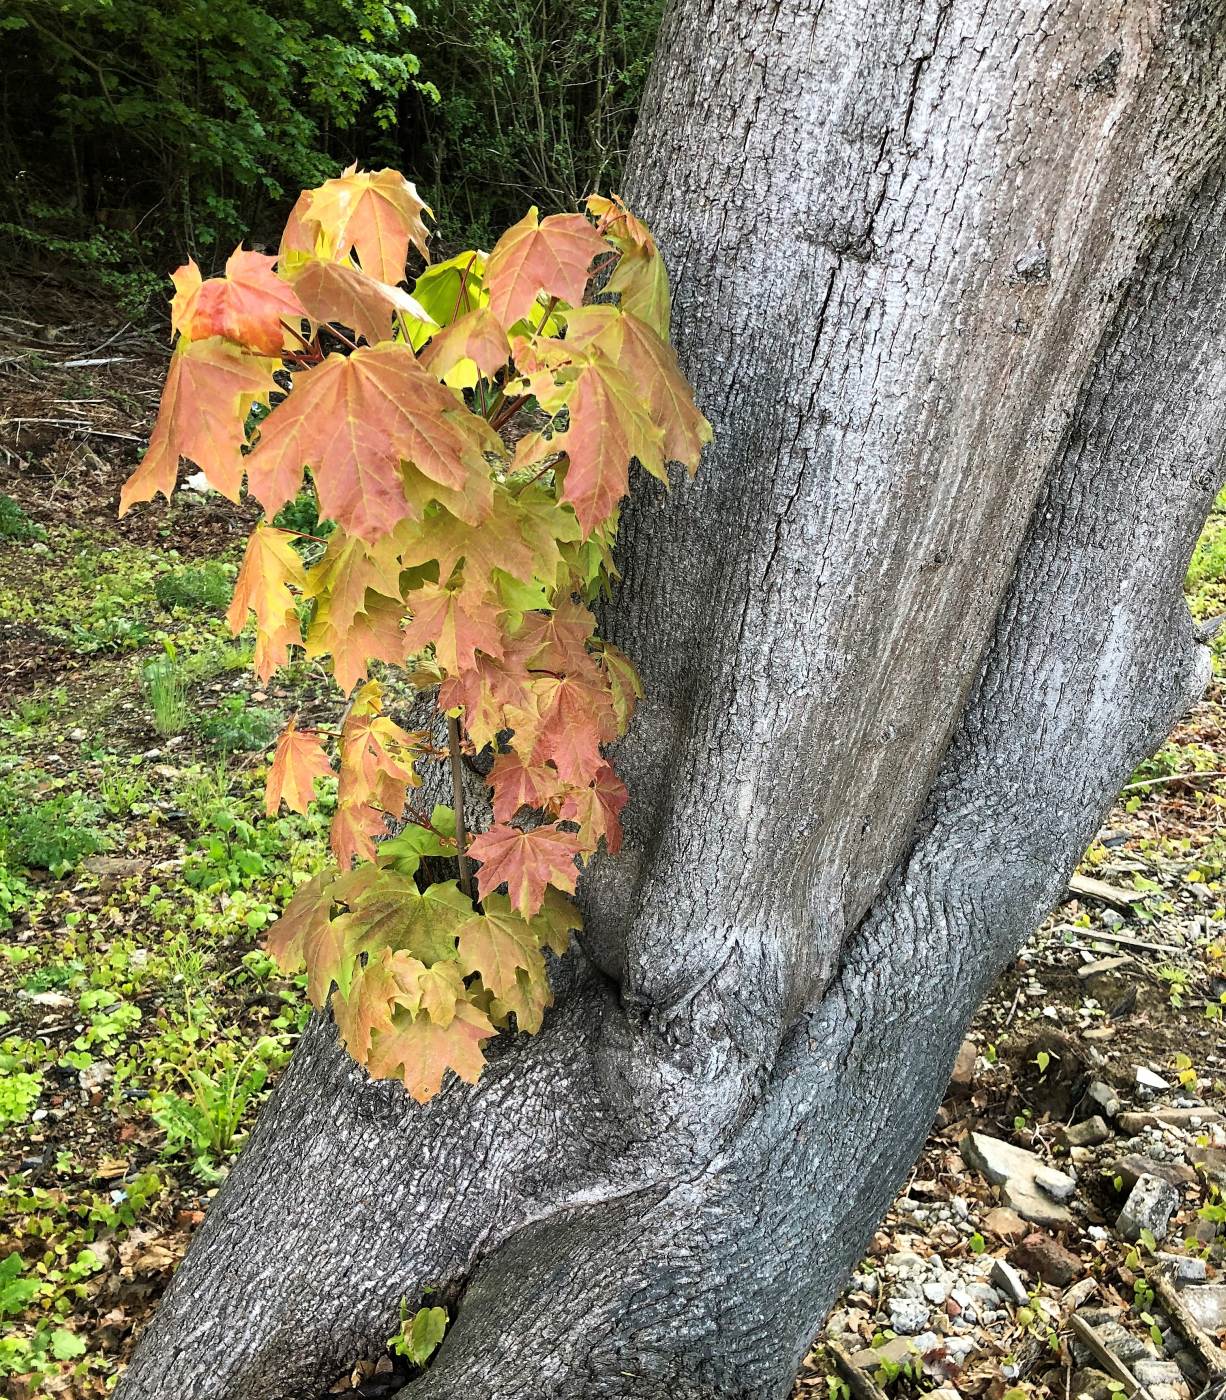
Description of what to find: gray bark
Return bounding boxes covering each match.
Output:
[115,3,1226,1397]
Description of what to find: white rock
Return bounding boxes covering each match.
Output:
[1035,1164,1077,1202]
[990,1259,1029,1306]
[887,1297,930,1335]
[1136,1067,1172,1092]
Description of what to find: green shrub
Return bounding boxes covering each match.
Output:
[155,562,235,612]
[198,697,280,754]
[0,792,108,876]
[0,496,45,541]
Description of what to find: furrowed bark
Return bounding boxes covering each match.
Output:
[114,3,1226,1397]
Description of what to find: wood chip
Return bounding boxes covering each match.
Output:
[1068,873,1143,909]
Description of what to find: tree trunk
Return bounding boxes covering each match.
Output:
[115,3,1226,1397]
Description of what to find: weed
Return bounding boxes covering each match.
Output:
[155,561,235,612]
[0,495,45,541]
[0,790,108,875]
[98,756,150,816]
[143,657,188,736]
[198,696,280,753]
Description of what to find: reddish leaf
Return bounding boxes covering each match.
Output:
[487,749,564,822]
[402,581,505,674]
[332,946,407,1059]
[437,654,531,750]
[119,337,276,512]
[485,208,607,329]
[565,305,711,472]
[171,248,306,355]
[528,673,617,786]
[307,591,407,695]
[559,764,628,854]
[467,821,582,917]
[265,722,332,815]
[245,345,497,541]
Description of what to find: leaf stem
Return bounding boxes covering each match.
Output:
[447,714,474,899]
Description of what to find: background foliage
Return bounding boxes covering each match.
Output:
[0,0,663,309]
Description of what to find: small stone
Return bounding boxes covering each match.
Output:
[1058,1116,1111,1149]
[887,1297,930,1334]
[1133,1359,1187,1386]
[1112,1153,1197,1192]
[850,1271,879,1297]
[1010,1231,1083,1288]
[1088,1080,1122,1118]
[1035,1164,1077,1202]
[1136,1067,1173,1093]
[1155,1252,1207,1281]
[68,727,87,742]
[1116,1173,1181,1242]
[983,1206,1028,1239]
[990,1258,1029,1306]
[950,1039,977,1088]
[1069,1368,1119,1400]
[849,1336,917,1370]
[1179,1285,1226,1334]
[922,1278,951,1305]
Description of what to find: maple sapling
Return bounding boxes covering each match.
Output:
[120,167,710,1102]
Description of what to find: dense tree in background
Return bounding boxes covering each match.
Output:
[113,1,1226,1397]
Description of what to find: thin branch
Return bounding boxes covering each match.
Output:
[1120,769,1226,794]
[448,714,474,899]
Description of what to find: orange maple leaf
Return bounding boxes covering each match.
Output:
[420,306,512,381]
[559,764,629,854]
[226,526,306,680]
[528,348,665,534]
[265,721,333,815]
[467,821,582,918]
[286,257,432,347]
[244,345,496,541]
[118,337,276,512]
[485,208,607,329]
[171,248,307,355]
[282,166,431,286]
[366,1001,496,1102]
[487,749,565,822]
[565,306,711,473]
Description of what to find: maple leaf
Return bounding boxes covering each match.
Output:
[564,306,711,473]
[244,345,497,541]
[265,721,332,815]
[527,673,617,786]
[467,821,582,917]
[332,946,407,1060]
[286,257,433,347]
[402,580,506,674]
[266,868,336,971]
[510,597,597,676]
[307,591,407,695]
[536,886,583,956]
[303,529,404,636]
[366,1000,496,1103]
[485,208,607,329]
[330,800,393,869]
[395,488,542,595]
[283,166,431,286]
[529,347,666,534]
[420,306,511,383]
[586,196,672,338]
[560,764,629,854]
[302,910,378,1006]
[600,642,644,734]
[491,966,552,1034]
[342,872,471,965]
[171,248,307,355]
[487,749,564,822]
[119,337,277,513]
[226,526,306,679]
[437,654,531,751]
[456,896,546,999]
